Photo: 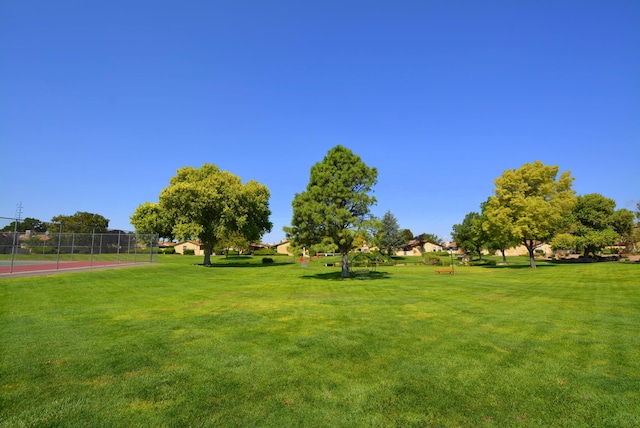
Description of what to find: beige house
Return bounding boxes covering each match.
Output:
[273,240,293,256]
[493,243,553,257]
[395,240,444,256]
[173,240,205,255]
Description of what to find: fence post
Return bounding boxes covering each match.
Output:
[70,233,75,261]
[116,231,121,264]
[127,233,132,263]
[9,220,18,274]
[43,232,48,260]
[56,223,62,270]
[90,228,96,267]
[133,234,138,263]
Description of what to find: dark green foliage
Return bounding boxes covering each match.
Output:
[162,247,176,254]
[261,257,274,264]
[183,249,195,255]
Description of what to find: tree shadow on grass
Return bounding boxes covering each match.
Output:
[197,262,295,268]
[301,271,391,281]
[481,263,557,269]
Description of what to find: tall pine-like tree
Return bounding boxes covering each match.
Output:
[374,211,405,256]
[285,146,377,277]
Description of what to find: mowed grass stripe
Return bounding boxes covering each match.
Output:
[1,256,639,427]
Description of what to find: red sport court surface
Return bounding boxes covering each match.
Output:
[0,260,144,276]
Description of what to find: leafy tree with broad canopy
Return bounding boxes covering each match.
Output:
[132,164,272,266]
[373,211,405,256]
[285,145,378,278]
[51,211,109,233]
[551,193,635,256]
[451,211,488,261]
[484,161,576,268]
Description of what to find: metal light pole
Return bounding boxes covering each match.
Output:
[450,249,455,273]
[9,219,19,274]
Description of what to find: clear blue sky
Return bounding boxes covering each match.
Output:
[1,0,638,243]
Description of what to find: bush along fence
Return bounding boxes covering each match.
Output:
[0,217,158,274]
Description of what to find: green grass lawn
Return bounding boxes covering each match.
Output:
[1,256,639,427]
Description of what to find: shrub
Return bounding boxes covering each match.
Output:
[253,248,276,256]
[183,249,195,255]
[433,251,450,257]
[163,247,176,254]
[423,254,446,266]
[475,259,497,266]
[29,246,57,254]
[262,257,274,264]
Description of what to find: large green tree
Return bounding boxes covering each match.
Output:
[571,194,618,256]
[373,211,405,256]
[285,145,378,278]
[132,164,272,265]
[51,211,109,233]
[552,194,635,256]
[484,161,576,268]
[451,211,488,260]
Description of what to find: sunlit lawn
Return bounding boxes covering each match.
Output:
[1,255,639,427]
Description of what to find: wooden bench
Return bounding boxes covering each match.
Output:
[435,270,454,274]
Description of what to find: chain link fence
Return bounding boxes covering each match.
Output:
[1,216,158,275]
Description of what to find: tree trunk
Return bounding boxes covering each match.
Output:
[341,252,350,278]
[500,248,507,264]
[203,248,212,266]
[524,240,537,268]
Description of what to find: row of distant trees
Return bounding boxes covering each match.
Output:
[1,212,111,234]
[450,161,638,268]
[130,146,638,275]
[0,212,149,255]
